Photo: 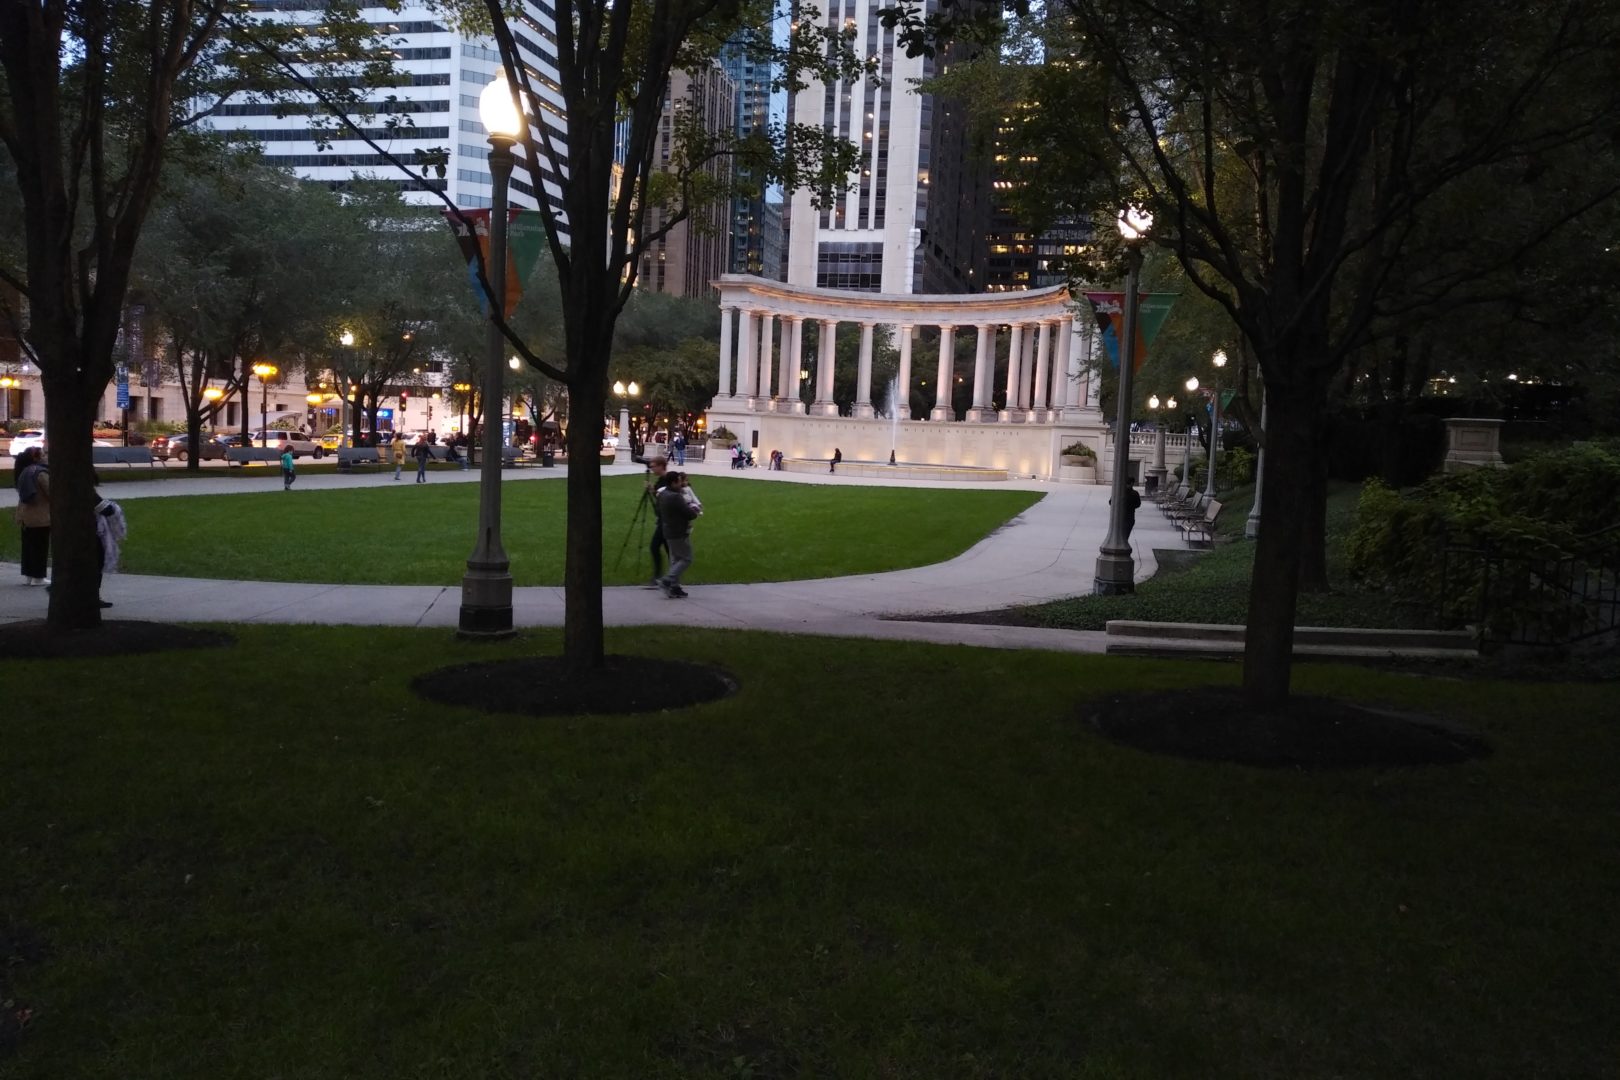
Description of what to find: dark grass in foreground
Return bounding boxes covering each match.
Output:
[2,626,1616,1078]
[0,475,1039,587]
[1017,482,1429,631]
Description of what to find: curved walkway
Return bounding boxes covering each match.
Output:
[0,460,1184,653]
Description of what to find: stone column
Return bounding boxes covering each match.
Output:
[853,321,876,419]
[1022,325,1038,410]
[1001,323,1025,421]
[1032,320,1052,418]
[786,317,806,413]
[931,325,955,421]
[737,310,757,400]
[717,304,735,400]
[757,312,776,409]
[965,324,995,421]
[896,324,913,419]
[1050,317,1072,415]
[776,317,792,410]
[813,318,839,415]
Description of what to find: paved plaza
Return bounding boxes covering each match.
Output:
[0,461,1185,653]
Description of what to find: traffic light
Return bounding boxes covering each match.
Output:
[400,390,409,407]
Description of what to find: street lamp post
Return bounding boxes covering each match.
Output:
[613,380,640,465]
[252,362,277,445]
[1147,394,1167,494]
[1094,205,1153,596]
[1183,376,1199,484]
[1203,349,1227,499]
[1246,394,1267,539]
[453,382,472,438]
[459,72,522,638]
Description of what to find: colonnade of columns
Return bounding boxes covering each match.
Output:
[714,307,1091,422]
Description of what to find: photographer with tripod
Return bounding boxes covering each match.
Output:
[640,456,672,587]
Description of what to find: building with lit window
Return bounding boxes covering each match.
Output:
[784,0,988,294]
[637,66,738,298]
[720,33,782,278]
[208,2,569,238]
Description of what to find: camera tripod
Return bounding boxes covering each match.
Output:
[612,471,657,571]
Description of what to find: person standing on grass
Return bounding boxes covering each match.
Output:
[655,470,699,598]
[391,437,406,480]
[281,445,296,490]
[13,447,50,585]
[412,438,432,483]
[645,456,671,587]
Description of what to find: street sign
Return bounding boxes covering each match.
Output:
[116,363,130,409]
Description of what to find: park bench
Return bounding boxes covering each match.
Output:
[1163,489,1206,521]
[1177,499,1223,547]
[336,447,382,473]
[91,446,162,468]
[501,445,525,468]
[226,447,283,467]
[1156,482,1190,509]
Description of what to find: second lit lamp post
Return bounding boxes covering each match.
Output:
[613,380,640,465]
[251,361,277,446]
[459,71,523,638]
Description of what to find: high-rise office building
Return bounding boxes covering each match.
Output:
[784,0,987,294]
[719,33,780,277]
[637,66,738,298]
[211,3,569,235]
[983,118,1091,292]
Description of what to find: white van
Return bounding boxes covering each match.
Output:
[250,430,323,458]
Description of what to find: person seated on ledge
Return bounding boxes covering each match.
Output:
[829,447,842,473]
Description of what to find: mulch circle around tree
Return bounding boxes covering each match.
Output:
[412,654,739,718]
[0,620,235,659]
[1085,688,1491,769]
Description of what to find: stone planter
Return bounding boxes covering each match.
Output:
[1057,457,1097,484]
[1442,417,1505,473]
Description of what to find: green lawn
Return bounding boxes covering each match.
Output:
[0,475,1040,586]
[1022,481,1429,630]
[1,627,1614,1078]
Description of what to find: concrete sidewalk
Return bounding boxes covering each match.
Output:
[2,462,1181,654]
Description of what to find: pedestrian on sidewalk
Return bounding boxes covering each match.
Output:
[1115,475,1142,542]
[655,470,699,598]
[391,438,406,480]
[280,446,297,490]
[13,447,50,585]
[412,438,432,483]
[91,485,125,609]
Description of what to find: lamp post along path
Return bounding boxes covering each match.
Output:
[460,74,520,638]
[1094,206,1152,595]
[1203,349,1227,500]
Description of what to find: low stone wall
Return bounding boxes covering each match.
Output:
[782,458,1009,482]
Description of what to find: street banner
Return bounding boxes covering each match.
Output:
[443,208,545,316]
[116,363,130,410]
[1083,292,1177,372]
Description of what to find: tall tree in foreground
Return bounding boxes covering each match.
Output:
[434,0,864,669]
[889,0,1620,705]
[0,1,392,630]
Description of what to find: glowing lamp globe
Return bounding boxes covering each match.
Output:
[479,74,523,139]
[1116,206,1154,241]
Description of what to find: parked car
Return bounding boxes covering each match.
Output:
[152,433,228,462]
[318,431,351,451]
[249,430,323,458]
[8,429,46,457]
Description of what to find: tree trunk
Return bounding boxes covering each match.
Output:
[1297,443,1330,592]
[562,374,608,671]
[41,356,104,631]
[1241,376,1325,707]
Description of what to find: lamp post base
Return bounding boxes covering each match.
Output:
[1093,549,1136,595]
[459,564,515,638]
